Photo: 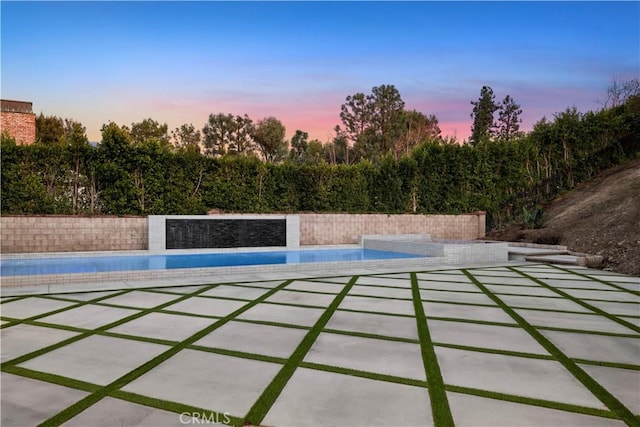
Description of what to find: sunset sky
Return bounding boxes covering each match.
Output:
[2,1,638,143]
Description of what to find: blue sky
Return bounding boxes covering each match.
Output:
[2,1,638,142]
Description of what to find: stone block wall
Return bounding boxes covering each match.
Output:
[0,216,147,253]
[299,212,486,245]
[0,111,36,145]
[0,213,485,253]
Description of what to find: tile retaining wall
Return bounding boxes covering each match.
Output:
[1,212,486,254]
[0,216,148,253]
[299,213,486,245]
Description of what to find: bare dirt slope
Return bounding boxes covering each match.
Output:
[487,158,640,276]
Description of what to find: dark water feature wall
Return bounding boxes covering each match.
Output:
[166,219,287,249]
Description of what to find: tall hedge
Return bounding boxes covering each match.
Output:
[2,97,639,227]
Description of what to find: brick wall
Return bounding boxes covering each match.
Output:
[0,216,148,253]
[299,213,486,245]
[0,111,36,145]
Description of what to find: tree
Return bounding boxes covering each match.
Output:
[203,113,255,156]
[61,119,91,213]
[228,114,255,155]
[288,130,324,165]
[252,117,288,163]
[339,92,371,145]
[340,84,406,161]
[497,95,523,141]
[171,123,201,150]
[288,130,309,163]
[202,113,235,156]
[368,84,405,155]
[470,86,500,145]
[605,77,640,108]
[305,140,324,165]
[395,110,441,157]
[130,118,170,146]
[36,114,64,144]
[324,126,354,165]
[97,123,137,214]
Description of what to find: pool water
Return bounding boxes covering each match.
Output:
[0,249,423,276]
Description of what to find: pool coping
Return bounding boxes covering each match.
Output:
[0,245,360,260]
[0,245,449,295]
[0,238,513,294]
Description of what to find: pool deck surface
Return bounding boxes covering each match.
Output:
[1,262,639,426]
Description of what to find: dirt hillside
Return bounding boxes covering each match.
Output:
[487,158,640,276]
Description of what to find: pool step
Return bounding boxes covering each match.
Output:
[507,242,603,267]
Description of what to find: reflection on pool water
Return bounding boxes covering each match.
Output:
[0,249,424,276]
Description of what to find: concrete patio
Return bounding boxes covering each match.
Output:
[1,262,638,426]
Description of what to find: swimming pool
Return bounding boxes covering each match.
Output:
[0,249,423,276]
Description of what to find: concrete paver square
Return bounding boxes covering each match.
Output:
[542,279,613,290]
[163,296,247,318]
[374,272,411,279]
[286,280,343,294]
[108,312,214,342]
[199,285,271,300]
[611,282,640,292]
[1,324,79,363]
[325,310,419,340]
[435,347,606,408]
[19,335,169,385]
[1,373,89,427]
[515,267,560,273]
[447,391,625,427]
[0,297,76,319]
[64,397,186,426]
[475,276,540,286]
[420,289,495,305]
[339,295,415,316]
[100,291,182,309]
[263,368,432,427]
[195,320,307,358]
[236,303,324,327]
[423,302,516,324]
[590,275,640,284]
[586,300,639,316]
[541,330,640,365]
[312,276,353,284]
[417,280,480,292]
[123,349,281,417]
[621,316,640,327]
[349,284,411,299]
[417,273,471,283]
[154,285,210,294]
[356,276,411,288]
[38,304,140,329]
[578,364,640,414]
[562,288,639,303]
[485,284,558,296]
[235,280,288,288]
[472,269,524,278]
[56,290,122,301]
[498,294,591,312]
[428,319,549,355]
[525,272,577,280]
[515,309,636,334]
[304,332,425,380]
[265,290,336,307]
